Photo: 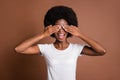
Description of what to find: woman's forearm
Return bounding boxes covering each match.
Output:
[15,33,45,53]
[15,25,60,53]
[78,33,106,54]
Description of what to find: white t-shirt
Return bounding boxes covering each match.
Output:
[37,43,84,80]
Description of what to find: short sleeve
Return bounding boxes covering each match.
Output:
[37,44,47,56]
[74,44,85,56]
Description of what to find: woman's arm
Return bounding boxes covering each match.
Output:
[15,34,45,54]
[63,25,106,56]
[77,33,106,56]
[15,25,60,54]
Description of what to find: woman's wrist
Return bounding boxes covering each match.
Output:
[77,32,84,39]
[36,33,47,40]
[42,32,50,38]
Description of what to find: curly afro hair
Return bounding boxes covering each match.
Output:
[44,5,78,37]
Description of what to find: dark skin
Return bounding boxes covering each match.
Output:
[15,19,106,56]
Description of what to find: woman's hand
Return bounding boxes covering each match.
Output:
[43,25,60,37]
[63,25,81,37]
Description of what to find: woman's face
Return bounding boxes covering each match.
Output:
[54,19,68,42]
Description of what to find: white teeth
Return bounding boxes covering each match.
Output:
[58,33,65,39]
[59,34,64,36]
[58,34,64,39]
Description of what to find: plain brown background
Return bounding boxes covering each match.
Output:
[0,0,120,80]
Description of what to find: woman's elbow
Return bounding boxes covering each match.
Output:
[98,49,107,56]
[15,47,23,53]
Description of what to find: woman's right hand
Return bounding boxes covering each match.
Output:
[43,25,60,37]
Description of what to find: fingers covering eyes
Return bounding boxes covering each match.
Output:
[63,25,72,32]
[49,25,77,33]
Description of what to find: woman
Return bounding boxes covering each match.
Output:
[15,6,106,80]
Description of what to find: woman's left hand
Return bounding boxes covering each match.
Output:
[63,25,81,37]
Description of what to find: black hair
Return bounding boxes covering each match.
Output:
[44,5,78,37]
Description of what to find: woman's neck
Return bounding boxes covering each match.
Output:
[53,40,70,50]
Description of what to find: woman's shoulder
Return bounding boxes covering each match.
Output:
[37,43,53,46]
[70,43,85,46]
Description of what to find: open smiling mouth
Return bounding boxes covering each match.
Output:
[58,33,65,39]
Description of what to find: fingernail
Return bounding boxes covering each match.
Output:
[58,25,61,29]
[63,26,65,29]
[61,25,64,28]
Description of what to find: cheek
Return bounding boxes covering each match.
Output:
[54,33,57,37]
[66,33,68,36]
[54,32,57,35]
